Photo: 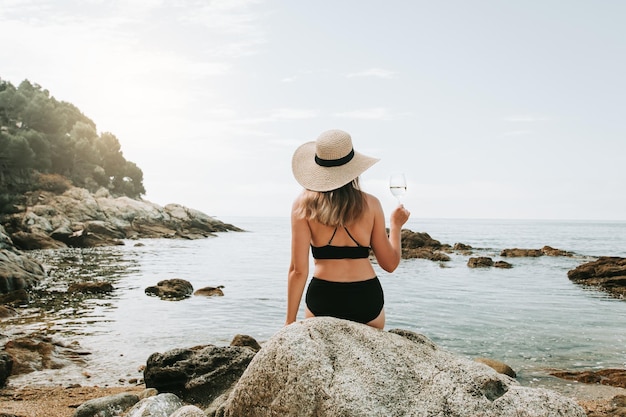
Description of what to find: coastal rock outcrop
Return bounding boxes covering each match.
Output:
[2,186,242,250]
[401,229,451,261]
[215,317,585,416]
[501,246,574,258]
[567,257,626,298]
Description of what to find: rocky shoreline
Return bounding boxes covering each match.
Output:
[2,187,626,416]
[2,320,626,417]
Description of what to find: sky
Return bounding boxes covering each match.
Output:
[1,0,625,220]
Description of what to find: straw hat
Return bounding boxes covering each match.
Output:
[292,129,379,192]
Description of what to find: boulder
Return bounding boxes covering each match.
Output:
[145,279,193,300]
[0,249,47,294]
[567,257,626,298]
[468,257,494,268]
[230,334,262,352]
[216,317,585,417]
[475,357,517,378]
[144,344,256,407]
[124,393,184,417]
[72,392,140,417]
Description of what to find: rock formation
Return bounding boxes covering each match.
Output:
[2,187,242,251]
[215,317,586,416]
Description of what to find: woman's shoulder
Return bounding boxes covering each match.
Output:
[362,192,382,207]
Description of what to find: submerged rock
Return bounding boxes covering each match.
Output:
[194,286,224,297]
[216,317,585,417]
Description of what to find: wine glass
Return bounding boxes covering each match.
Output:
[389,173,407,204]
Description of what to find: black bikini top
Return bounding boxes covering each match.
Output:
[311,226,371,259]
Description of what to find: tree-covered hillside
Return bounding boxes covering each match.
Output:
[0,78,145,212]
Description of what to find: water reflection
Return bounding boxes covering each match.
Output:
[3,247,138,338]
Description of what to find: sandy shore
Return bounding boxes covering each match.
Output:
[0,384,145,417]
[1,380,625,417]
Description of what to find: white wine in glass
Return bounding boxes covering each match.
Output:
[389,173,407,203]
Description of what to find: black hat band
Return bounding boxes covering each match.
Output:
[315,149,355,167]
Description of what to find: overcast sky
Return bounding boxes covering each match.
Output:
[2,1,625,220]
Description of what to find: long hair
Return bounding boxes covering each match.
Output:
[296,178,366,226]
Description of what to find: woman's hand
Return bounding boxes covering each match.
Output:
[391,205,410,229]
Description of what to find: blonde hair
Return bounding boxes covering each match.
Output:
[296,178,366,226]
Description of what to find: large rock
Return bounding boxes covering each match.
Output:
[2,186,242,250]
[143,344,256,407]
[567,257,626,298]
[0,249,47,294]
[216,317,585,417]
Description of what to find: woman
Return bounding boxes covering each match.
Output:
[286,129,410,329]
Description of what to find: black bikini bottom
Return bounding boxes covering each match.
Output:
[305,276,384,324]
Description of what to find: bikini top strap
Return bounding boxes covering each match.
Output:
[343,227,364,247]
[327,227,339,244]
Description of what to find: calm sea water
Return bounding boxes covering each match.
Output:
[3,217,626,389]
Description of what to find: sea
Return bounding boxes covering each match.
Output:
[3,217,626,391]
